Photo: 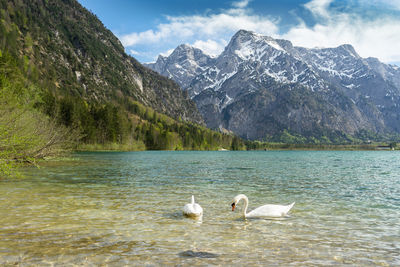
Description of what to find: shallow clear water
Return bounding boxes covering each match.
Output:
[0,151,399,266]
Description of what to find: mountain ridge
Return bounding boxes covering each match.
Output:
[145,44,215,90]
[146,30,400,141]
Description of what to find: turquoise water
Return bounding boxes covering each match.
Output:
[0,151,399,265]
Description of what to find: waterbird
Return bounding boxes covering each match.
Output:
[183,195,203,218]
[231,194,295,218]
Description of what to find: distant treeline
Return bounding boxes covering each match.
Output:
[245,141,398,151]
[41,92,245,151]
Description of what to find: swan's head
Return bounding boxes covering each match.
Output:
[231,194,246,211]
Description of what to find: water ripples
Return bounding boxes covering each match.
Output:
[0,151,399,265]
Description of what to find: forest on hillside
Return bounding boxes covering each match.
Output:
[0,0,246,177]
[0,45,245,174]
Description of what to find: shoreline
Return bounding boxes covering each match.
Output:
[73,146,398,152]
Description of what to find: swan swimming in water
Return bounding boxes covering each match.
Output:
[183,195,203,218]
[231,194,295,218]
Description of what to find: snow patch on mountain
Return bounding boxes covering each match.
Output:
[205,69,237,91]
[146,30,400,139]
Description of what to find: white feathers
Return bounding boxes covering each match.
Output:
[181,194,295,220]
[231,194,295,218]
[183,195,203,218]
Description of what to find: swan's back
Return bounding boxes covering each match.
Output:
[183,195,203,217]
[247,202,295,218]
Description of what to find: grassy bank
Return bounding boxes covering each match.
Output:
[75,142,146,152]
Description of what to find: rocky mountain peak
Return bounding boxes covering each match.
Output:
[144,43,215,89]
[228,29,255,41]
[172,44,195,54]
[225,30,290,56]
[175,43,193,50]
[337,44,359,58]
[169,43,211,63]
[308,43,360,60]
[170,44,196,58]
[147,31,400,141]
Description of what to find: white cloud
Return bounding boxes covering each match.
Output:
[121,0,400,64]
[363,0,400,10]
[129,49,141,55]
[120,1,278,57]
[232,0,251,9]
[160,48,174,57]
[283,2,400,63]
[385,0,400,9]
[192,39,228,57]
[304,0,334,18]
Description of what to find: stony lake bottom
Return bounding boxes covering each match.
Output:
[0,151,399,266]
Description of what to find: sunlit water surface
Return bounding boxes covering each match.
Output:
[1,151,399,266]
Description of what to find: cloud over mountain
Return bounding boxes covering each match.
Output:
[120,0,400,65]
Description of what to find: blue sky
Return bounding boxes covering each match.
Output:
[78,0,400,66]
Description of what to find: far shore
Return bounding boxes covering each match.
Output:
[248,144,397,151]
[72,142,398,152]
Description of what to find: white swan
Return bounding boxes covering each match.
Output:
[183,195,203,218]
[231,194,295,218]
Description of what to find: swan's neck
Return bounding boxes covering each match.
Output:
[241,195,249,217]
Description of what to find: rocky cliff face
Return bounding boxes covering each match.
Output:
[145,44,215,89]
[2,0,203,124]
[147,30,400,140]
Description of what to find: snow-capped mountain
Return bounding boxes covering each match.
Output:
[145,44,215,89]
[146,30,400,141]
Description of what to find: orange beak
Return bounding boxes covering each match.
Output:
[231,203,236,211]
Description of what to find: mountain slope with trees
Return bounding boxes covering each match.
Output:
[0,0,247,177]
[1,0,203,123]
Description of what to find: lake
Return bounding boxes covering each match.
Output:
[0,151,399,265]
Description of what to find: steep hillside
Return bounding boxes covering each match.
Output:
[0,0,250,159]
[0,0,203,123]
[147,30,400,142]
